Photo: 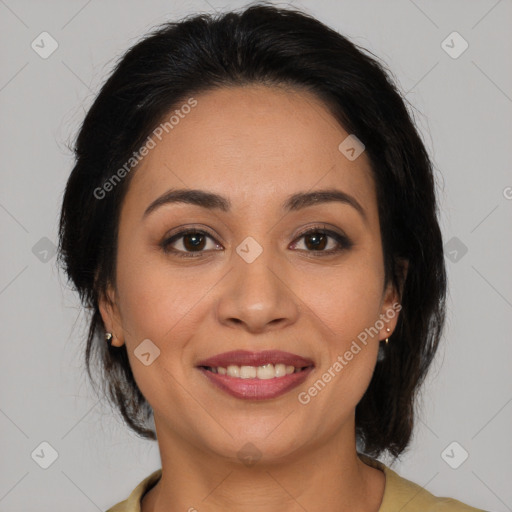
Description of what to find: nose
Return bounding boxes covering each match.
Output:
[215,247,300,334]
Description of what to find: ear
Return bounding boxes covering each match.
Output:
[378,259,408,340]
[98,283,125,348]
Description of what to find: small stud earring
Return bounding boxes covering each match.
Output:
[105,332,114,345]
[385,327,391,344]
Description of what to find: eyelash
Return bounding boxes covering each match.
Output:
[160,225,353,259]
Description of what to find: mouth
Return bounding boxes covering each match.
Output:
[196,350,314,400]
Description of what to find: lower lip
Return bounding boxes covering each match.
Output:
[198,367,314,400]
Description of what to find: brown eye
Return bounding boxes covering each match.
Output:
[292,227,353,255]
[161,229,221,257]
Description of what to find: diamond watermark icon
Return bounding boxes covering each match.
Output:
[32,236,57,263]
[31,32,59,59]
[31,441,59,469]
[237,442,262,466]
[441,31,468,59]
[236,236,263,263]
[338,134,365,161]
[134,339,161,366]
[444,236,468,263]
[441,441,469,469]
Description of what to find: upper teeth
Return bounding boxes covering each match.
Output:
[208,364,299,379]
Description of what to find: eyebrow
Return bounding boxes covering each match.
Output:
[142,187,367,222]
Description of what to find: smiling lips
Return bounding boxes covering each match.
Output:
[196,350,315,400]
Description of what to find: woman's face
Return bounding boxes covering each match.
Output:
[100,84,401,462]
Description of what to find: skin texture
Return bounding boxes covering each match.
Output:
[99,84,403,512]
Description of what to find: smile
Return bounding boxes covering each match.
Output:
[196,350,314,400]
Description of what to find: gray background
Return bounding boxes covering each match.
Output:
[1,0,511,510]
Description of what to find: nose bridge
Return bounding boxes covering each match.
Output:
[215,236,299,332]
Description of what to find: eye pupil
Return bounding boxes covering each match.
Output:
[184,233,206,251]
[305,232,327,250]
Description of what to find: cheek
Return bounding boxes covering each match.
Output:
[114,258,209,419]
[294,252,384,404]
[115,250,210,342]
[297,254,384,339]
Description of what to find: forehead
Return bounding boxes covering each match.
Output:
[123,84,377,218]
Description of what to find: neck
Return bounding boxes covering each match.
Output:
[141,417,385,512]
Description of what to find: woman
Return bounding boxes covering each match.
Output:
[57,4,486,511]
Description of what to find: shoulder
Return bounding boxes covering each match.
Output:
[358,454,487,512]
[105,469,162,512]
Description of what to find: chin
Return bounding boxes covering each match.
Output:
[199,423,311,467]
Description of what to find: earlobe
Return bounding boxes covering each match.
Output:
[379,298,401,341]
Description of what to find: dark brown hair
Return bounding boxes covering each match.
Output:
[57,2,446,461]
